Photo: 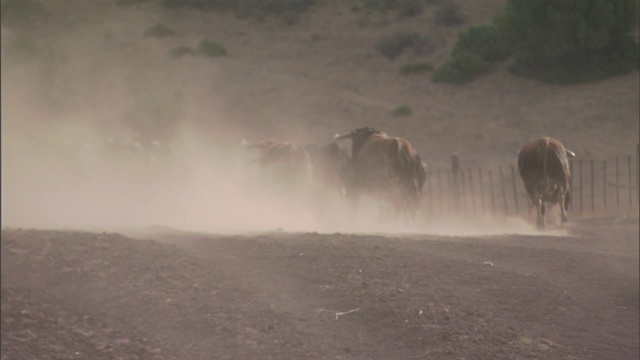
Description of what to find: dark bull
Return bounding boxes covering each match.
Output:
[518,136,575,229]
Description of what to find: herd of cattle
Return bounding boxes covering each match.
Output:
[243,127,575,229]
[28,128,574,229]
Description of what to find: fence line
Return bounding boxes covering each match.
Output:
[422,146,639,218]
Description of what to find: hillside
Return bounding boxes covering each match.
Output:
[3,0,639,159]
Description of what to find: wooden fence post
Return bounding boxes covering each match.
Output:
[451,154,460,215]
[579,159,583,213]
[603,160,607,209]
[616,157,620,209]
[460,169,467,215]
[468,169,476,215]
[590,159,595,213]
[489,169,496,216]
[510,164,519,214]
[499,166,508,214]
[569,160,574,211]
[628,155,633,209]
[437,169,443,213]
[447,170,453,214]
[478,168,485,213]
[427,170,433,214]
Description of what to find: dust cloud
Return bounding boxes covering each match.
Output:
[0,11,558,238]
[1,124,558,236]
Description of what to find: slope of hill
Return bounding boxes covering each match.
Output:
[3,0,638,165]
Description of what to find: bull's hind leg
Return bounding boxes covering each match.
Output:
[559,192,569,223]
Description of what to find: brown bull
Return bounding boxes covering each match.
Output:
[518,137,575,229]
[334,127,426,218]
[242,139,312,190]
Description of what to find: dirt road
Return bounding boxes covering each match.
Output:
[2,217,638,360]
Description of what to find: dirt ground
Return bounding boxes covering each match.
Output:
[2,1,639,359]
[2,217,638,360]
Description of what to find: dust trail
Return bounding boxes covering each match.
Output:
[2,124,571,237]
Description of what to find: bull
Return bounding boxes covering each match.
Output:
[517,136,575,229]
[334,127,426,219]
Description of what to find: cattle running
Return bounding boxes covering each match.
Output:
[518,136,575,229]
[334,127,426,218]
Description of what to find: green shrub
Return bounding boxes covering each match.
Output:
[495,0,639,84]
[451,24,510,63]
[434,1,464,26]
[400,62,434,74]
[144,24,177,38]
[392,105,413,116]
[169,46,196,58]
[432,52,490,84]
[509,35,640,84]
[375,32,430,60]
[198,40,226,57]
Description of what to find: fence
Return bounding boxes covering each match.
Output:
[421,144,640,219]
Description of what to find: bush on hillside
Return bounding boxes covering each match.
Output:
[451,24,510,63]
[432,24,508,84]
[198,40,226,57]
[392,105,413,116]
[432,52,490,84]
[144,24,177,38]
[495,0,640,83]
[508,35,640,84]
